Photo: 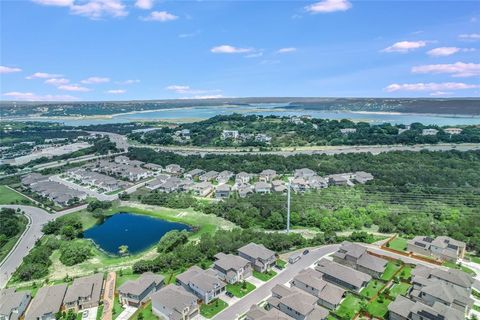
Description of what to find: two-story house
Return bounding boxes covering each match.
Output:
[118,273,164,307]
[238,243,276,273]
[213,253,252,284]
[176,266,226,304]
[151,284,199,320]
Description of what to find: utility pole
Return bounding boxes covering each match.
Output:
[287,182,291,233]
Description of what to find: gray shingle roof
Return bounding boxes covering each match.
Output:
[315,259,371,288]
[238,243,275,261]
[118,272,164,296]
[25,284,67,320]
[151,284,197,318]
[214,253,249,272]
[63,273,103,305]
[0,289,31,317]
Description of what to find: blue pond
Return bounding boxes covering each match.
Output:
[83,212,190,255]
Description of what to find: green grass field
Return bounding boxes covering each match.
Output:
[398,265,414,281]
[0,185,32,205]
[226,281,256,298]
[387,237,408,251]
[366,296,392,318]
[200,299,228,318]
[335,294,364,319]
[253,270,277,281]
[381,261,402,281]
[361,280,384,299]
[389,283,410,298]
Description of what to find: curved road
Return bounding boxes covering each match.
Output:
[0,204,87,288]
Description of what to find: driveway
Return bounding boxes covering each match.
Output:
[79,307,98,320]
[116,306,137,320]
[212,244,340,320]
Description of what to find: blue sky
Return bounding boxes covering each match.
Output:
[1,0,479,101]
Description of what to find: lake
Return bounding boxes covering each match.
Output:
[83,212,190,255]
[6,104,480,126]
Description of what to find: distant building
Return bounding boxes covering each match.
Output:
[340,128,357,135]
[216,170,233,184]
[235,172,252,184]
[422,129,439,136]
[199,171,219,182]
[221,130,239,140]
[259,169,277,182]
[189,181,213,197]
[215,184,231,199]
[407,236,466,262]
[184,169,205,180]
[254,181,271,194]
[444,128,463,135]
[164,164,184,176]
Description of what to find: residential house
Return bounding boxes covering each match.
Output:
[291,178,309,193]
[315,259,371,292]
[21,173,48,187]
[164,164,184,176]
[340,128,357,135]
[221,130,239,140]
[238,183,254,198]
[118,272,164,307]
[409,280,473,313]
[145,174,171,191]
[444,128,463,135]
[199,171,219,182]
[388,295,464,320]
[245,305,293,320]
[306,176,328,189]
[176,266,226,304]
[29,180,87,206]
[326,174,353,187]
[143,163,163,171]
[213,253,252,284]
[268,284,329,320]
[255,134,272,144]
[422,129,439,136]
[63,273,103,311]
[332,242,388,278]
[259,170,277,182]
[272,180,287,193]
[254,182,271,194]
[352,171,374,184]
[157,177,183,193]
[215,184,231,199]
[238,243,276,273]
[25,284,67,320]
[407,236,466,262]
[235,172,252,184]
[184,169,205,180]
[189,182,213,197]
[217,171,233,184]
[0,289,31,320]
[294,168,316,179]
[411,265,474,291]
[151,284,199,320]
[290,268,346,310]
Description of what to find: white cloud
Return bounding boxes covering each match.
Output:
[45,78,70,86]
[116,79,140,84]
[81,76,110,84]
[106,89,126,94]
[26,72,63,79]
[142,11,178,22]
[385,82,479,92]
[70,0,128,20]
[210,45,254,54]
[277,47,297,54]
[0,66,22,74]
[32,0,73,6]
[459,33,480,41]
[305,0,352,13]
[58,84,91,92]
[427,47,460,57]
[412,62,480,78]
[3,92,78,101]
[166,85,222,96]
[166,85,191,93]
[135,0,153,10]
[245,52,264,58]
[382,41,427,53]
[190,95,224,99]
[430,91,452,96]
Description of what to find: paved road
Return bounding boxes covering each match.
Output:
[213,244,340,320]
[133,142,480,157]
[0,204,86,288]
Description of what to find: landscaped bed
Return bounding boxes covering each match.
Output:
[381,261,402,281]
[335,293,364,319]
[398,265,414,280]
[361,279,385,299]
[226,281,256,298]
[388,282,410,298]
[366,296,392,318]
[253,270,277,281]
[200,299,228,318]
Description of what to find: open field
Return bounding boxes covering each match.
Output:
[0,185,32,205]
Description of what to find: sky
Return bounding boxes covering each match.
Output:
[0,0,479,101]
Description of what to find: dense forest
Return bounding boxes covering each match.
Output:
[129,114,480,147]
[0,208,27,260]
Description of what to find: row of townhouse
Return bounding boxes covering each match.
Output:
[407,235,466,262]
[246,242,388,320]
[21,173,87,207]
[65,168,128,192]
[220,130,272,143]
[0,273,103,320]
[91,159,153,182]
[388,265,474,320]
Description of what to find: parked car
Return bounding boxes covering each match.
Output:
[288,253,302,264]
[303,249,310,255]
[226,291,234,298]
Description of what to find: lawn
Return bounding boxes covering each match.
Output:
[381,261,403,281]
[276,259,287,269]
[116,269,140,289]
[96,305,104,320]
[366,296,392,318]
[361,280,384,299]
[112,294,124,320]
[200,299,228,318]
[389,283,410,298]
[226,281,256,298]
[467,254,480,264]
[335,294,364,319]
[253,270,277,281]
[0,185,32,205]
[442,261,476,276]
[131,302,157,320]
[387,237,408,252]
[398,265,414,281]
